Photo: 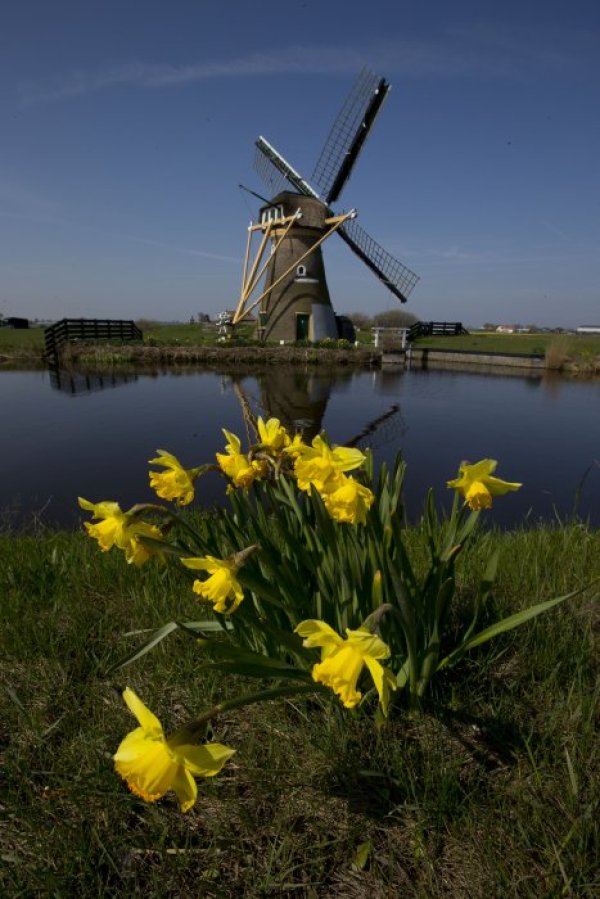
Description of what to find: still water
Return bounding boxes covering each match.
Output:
[1,364,599,529]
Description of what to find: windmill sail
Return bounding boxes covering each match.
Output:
[254,137,318,199]
[339,218,419,303]
[254,136,418,303]
[251,78,419,310]
[311,68,390,204]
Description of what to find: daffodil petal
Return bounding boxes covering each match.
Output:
[330,446,366,471]
[177,743,236,777]
[485,475,522,495]
[295,620,344,650]
[171,766,198,813]
[346,628,391,660]
[181,556,224,573]
[122,687,163,734]
[148,449,181,469]
[221,429,241,454]
[364,658,397,715]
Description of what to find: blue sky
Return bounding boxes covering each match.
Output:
[1,0,598,327]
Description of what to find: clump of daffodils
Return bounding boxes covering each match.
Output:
[214,419,376,526]
[76,416,544,818]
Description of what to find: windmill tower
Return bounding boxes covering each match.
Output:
[233,68,419,342]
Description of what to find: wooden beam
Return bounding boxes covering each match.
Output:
[239,221,252,302]
[238,210,355,323]
[248,211,302,233]
[241,209,301,306]
[232,225,271,324]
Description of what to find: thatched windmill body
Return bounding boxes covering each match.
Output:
[233,69,419,343]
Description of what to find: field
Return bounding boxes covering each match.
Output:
[412,331,600,357]
[1,522,598,896]
[0,327,45,352]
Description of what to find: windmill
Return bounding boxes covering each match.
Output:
[232,68,419,343]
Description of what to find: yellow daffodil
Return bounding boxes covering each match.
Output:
[294,435,366,493]
[447,459,522,511]
[114,688,235,812]
[148,449,200,506]
[320,474,375,525]
[256,417,290,452]
[181,555,244,613]
[283,433,306,458]
[295,620,396,714]
[216,429,267,488]
[78,498,163,565]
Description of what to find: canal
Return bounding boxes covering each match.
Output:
[1,364,599,529]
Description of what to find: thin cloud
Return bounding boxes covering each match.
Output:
[0,178,61,218]
[416,246,591,267]
[18,28,594,106]
[122,232,239,264]
[19,47,364,105]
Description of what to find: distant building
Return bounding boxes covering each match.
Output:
[4,317,29,329]
[576,325,600,334]
[496,325,515,333]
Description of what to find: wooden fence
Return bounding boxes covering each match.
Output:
[44,319,143,358]
[407,321,469,341]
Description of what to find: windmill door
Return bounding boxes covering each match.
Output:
[296,314,310,341]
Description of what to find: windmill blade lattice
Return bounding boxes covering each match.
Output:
[339,218,419,303]
[254,137,318,200]
[254,143,290,197]
[311,67,389,204]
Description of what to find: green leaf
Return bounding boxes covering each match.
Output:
[106,621,179,674]
[136,535,185,556]
[437,587,588,671]
[174,619,232,633]
[236,569,285,607]
[200,660,310,680]
[352,840,372,871]
[462,549,499,644]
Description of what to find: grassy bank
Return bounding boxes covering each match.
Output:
[4,325,600,374]
[413,331,600,358]
[0,327,45,361]
[1,522,598,896]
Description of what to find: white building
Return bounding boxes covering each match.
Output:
[576,326,600,334]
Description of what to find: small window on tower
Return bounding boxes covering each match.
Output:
[296,264,307,277]
[261,205,283,224]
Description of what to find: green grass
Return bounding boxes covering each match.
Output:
[142,321,256,346]
[0,327,44,352]
[1,522,598,896]
[413,331,600,357]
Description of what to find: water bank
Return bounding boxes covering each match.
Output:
[56,343,382,368]
[384,346,600,377]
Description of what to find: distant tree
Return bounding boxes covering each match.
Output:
[372,308,418,328]
[345,312,372,330]
[482,322,498,331]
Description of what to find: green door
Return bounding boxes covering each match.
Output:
[296,314,310,340]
